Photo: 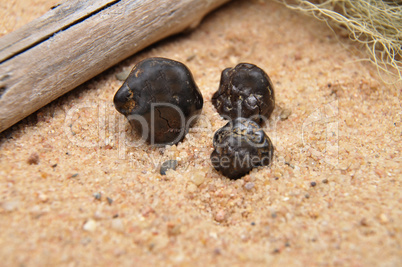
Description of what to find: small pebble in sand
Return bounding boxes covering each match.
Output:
[191,171,205,186]
[187,183,198,193]
[215,210,226,222]
[279,108,292,121]
[107,197,113,205]
[272,248,280,254]
[27,152,39,165]
[83,219,97,232]
[93,192,101,200]
[244,182,255,190]
[38,193,48,203]
[111,218,125,233]
[310,181,317,187]
[379,214,389,224]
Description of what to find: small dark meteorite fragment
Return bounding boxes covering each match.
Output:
[114,57,203,145]
[212,63,275,124]
[211,118,274,179]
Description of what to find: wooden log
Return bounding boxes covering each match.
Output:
[0,0,231,133]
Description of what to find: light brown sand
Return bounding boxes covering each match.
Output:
[1,0,401,266]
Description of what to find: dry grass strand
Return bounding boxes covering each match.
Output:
[276,0,402,83]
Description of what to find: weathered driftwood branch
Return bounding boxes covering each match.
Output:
[0,0,230,132]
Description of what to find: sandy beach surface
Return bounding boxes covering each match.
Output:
[1,0,401,266]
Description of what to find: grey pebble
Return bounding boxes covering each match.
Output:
[244,182,255,190]
[93,192,101,200]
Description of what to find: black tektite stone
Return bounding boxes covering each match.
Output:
[114,57,203,145]
[211,118,274,179]
[212,63,275,125]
